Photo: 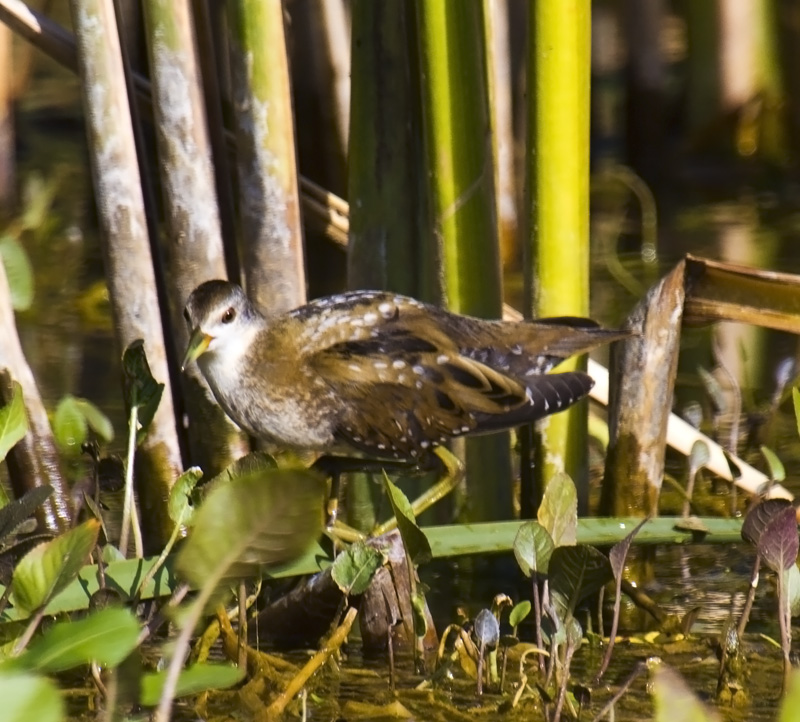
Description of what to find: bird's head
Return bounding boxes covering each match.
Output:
[182,280,260,371]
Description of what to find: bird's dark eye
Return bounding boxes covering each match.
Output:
[221,307,236,324]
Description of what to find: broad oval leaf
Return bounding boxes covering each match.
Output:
[609,518,648,579]
[509,600,531,629]
[53,395,87,452]
[175,468,326,608]
[474,608,499,648]
[11,520,101,614]
[0,236,34,311]
[121,340,164,444]
[73,399,114,443]
[651,663,714,722]
[207,451,277,489]
[384,476,431,565]
[331,541,384,596]
[140,663,245,706]
[780,670,800,722]
[742,499,793,546]
[0,382,28,464]
[758,505,799,574]
[513,521,554,577]
[537,472,577,547]
[17,607,139,672]
[168,467,203,526]
[785,564,800,618]
[688,440,710,473]
[761,446,786,483]
[549,545,613,618]
[0,671,63,722]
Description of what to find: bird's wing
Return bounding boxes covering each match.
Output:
[310,336,593,458]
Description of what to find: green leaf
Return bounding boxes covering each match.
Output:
[20,174,59,232]
[549,544,613,619]
[11,520,101,614]
[509,600,531,629]
[53,395,87,452]
[537,472,577,547]
[0,236,34,311]
[780,670,800,722]
[794,388,800,442]
[201,451,276,498]
[0,486,53,546]
[513,521,554,577]
[0,382,27,464]
[785,564,800,618]
[73,399,114,443]
[16,608,139,672]
[175,468,325,609]
[331,541,384,596]
[760,446,786,483]
[169,467,203,526]
[383,476,432,565]
[140,663,245,706]
[0,671,63,722]
[652,663,715,722]
[121,340,164,444]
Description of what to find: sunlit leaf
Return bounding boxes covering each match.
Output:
[53,395,87,452]
[609,518,648,580]
[549,545,613,618]
[760,446,786,483]
[784,564,800,618]
[0,671,63,722]
[121,340,164,444]
[537,472,577,547]
[0,236,34,311]
[20,174,59,231]
[0,382,27,464]
[688,440,710,473]
[175,468,325,609]
[140,663,245,706]
[207,451,276,487]
[383,476,431,565]
[73,399,114,443]
[513,521,554,577]
[758,505,799,574]
[509,600,531,629]
[473,608,499,649]
[331,541,384,596]
[168,467,202,526]
[17,608,139,672]
[742,499,794,546]
[652,663,717,722]
[11,520,101,614]
[793,388,800,443]
[411,591,428,638]
[779,670,800,722]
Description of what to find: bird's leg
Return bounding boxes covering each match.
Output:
[311,455,420,527]
[372,447,464,536]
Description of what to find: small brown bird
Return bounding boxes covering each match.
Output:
[182,281,626,461]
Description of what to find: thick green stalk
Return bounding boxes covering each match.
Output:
[348,0,422,296]
[228,0,306,315]
[525,0,591,509]
[416,0,511,521]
